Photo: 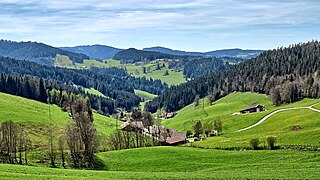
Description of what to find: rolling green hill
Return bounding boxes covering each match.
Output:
[162,92,319,132]
[54,55,119,69]
[162,92,320,147]
[0,92,118,149]
[126,62,186,85]
[1,146,319,179]
[192,107,320,148]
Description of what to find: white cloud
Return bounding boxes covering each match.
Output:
[0,0,319,49]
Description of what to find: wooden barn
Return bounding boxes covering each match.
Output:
[239,104,264,114]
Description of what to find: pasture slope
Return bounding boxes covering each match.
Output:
[161,92,320,148]
[0,147,320,179]
[0,92,118,149]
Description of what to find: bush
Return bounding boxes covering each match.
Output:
[186,130,193,138]
[267,136,276,150]
[250,138,260,150]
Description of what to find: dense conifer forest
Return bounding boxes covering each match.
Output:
[0,57,167,112]
[145,41,320,112]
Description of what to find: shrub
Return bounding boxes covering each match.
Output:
[267,136,276,150]
[186,130,193,138]
[250,138,260,150]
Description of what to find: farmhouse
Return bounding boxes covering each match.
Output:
[120,122,186,145]
[239,104,264,114]
[164,131,186,145]
[120,121,144,132]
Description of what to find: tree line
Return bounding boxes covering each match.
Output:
[0,73,117,115]
[145,41,320,113]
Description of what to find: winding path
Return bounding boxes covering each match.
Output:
[234,102,320,133]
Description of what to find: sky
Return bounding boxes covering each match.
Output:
[0,0,320,51]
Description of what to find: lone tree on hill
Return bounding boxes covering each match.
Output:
[194,94,200,108]
[193,121,203,137]
[214,117,222,135]
[163,70,169,76]
[142,67,147,74]
[250,138,260,150]
[156,63,161,70]
[267,136,276,150]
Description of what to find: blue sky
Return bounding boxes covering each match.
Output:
[0,0,319,51]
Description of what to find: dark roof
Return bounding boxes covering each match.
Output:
[240,104,263,112]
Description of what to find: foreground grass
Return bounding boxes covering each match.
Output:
[2,146,318,179]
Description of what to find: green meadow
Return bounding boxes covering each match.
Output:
[161,92,320,148]
[1,146,320,179]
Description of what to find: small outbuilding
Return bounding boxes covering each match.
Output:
[239,104,264,114]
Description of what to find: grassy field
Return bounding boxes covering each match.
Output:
[126,62,186,86]
[85,87,106,97]
[54,55,121,69]
[134,89,157,101]
[1,146,319,179]
[134,89,157,110]
[54,54,74,67]
[192,107,320,148]
[0,92,117,149]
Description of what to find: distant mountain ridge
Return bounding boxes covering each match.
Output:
[60,45,122,60]
[143,46,264,59]
[0,39,89,66]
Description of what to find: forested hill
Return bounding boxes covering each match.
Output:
[0,39,89,65]
[143,46,264,59]
[0,56,167,111]
[60,45,122,60]
[143,47,204,56]
[205,48,264,59]
[145,41,320,113]
[114,48,177,63]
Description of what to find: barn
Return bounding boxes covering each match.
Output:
[239,104,264,114]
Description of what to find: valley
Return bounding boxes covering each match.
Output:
[0,30,319,180]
